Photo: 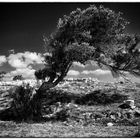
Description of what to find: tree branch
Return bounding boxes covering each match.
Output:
[53,61,72,86]
[36,61,72,95]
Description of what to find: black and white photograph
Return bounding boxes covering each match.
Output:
[0,1,140,137]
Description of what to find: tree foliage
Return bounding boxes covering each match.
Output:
[13,75,24,81]
[0,71,6,81]
[35,67,56,81]
[37,5,140,92]
[109,34,140,77]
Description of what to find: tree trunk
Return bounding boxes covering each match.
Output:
[30,62,72,119]
[0,62,72,121]
[36,61,72,95]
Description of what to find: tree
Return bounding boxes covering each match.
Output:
[37,5,133,94]
[96,33,140,78]
[34,67,55,81]
[0,71,6,81]
[34,67,53,86]
[13,75,24,81]
[6,5,139,120]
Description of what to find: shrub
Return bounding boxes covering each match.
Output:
[134,130,140,137]
[7,83,41,121]
[43,102,80,122]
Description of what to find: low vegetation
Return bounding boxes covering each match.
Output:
[0,4,140,137]
[0,80,140,137]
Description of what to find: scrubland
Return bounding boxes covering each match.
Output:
[0,79,140,137]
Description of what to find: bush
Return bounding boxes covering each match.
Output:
[43,102,80,122]
[7,83,41,121]
[134,131,140,137]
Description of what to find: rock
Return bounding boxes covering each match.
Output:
[118,99,135,109]
[110,114,116,120]
[134,108,140,117]
[94,113,103,120]
[116,112,122,118]
[125,99,135,108]
[131,106,136,109]
[107,122,113,126]
[0,91,9,97]
[118,103,132,109]
[0,107,6,111]
[0,97,7,101]
[125,112,134,119]
[66,102,78,109]
[63,121,69,126]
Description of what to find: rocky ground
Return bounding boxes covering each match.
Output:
[0,78,140,137]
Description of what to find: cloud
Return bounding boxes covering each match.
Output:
[5,51,45,80]
[81,69,111,75]
[73,62,86,68]
[6,68,36,80]
[8,49,15,54]
[93,69,111,75]
[67,70,80,76]
[0,55,7,66]
[8,51,44,69]
[73,61,99,68]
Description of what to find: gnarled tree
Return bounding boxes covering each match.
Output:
[36,5,140,96]
[1,5,139,121]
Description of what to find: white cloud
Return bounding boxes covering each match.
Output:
[43,52,52,57]
[8,51,44,69]
[94,69,111,75]
[82,69,111,75]
[6,68,36,80]
[23,51,43,64]
[0,55,7,66]
[73,61,99,68]
[5,51,45,80]
[8,49,15,54]
[67,70,80,76]
[73,62,86,68]
[81,70,91,75]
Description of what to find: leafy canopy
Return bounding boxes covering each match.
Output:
[13,75,24,81]
[41,5,140,85]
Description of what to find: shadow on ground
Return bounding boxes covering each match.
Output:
[44,89,128,106]
[0,88,128,122]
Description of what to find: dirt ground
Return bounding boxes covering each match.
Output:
[0,120,137,137]
[0,80,140,137]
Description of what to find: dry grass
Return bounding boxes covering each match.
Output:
[0,121,137,137]
[0,81,140,137]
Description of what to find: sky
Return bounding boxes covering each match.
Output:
[0,2,140,82]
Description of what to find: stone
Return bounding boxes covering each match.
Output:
[119,99,135,109]
[125,112,134,119]
[124,99,135,108]
[110,114,116,120]
[1,91,9,97]
[107,122,113,126]
[118,103,132,109]
[134,108,140,117]
[116,112,122,118]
